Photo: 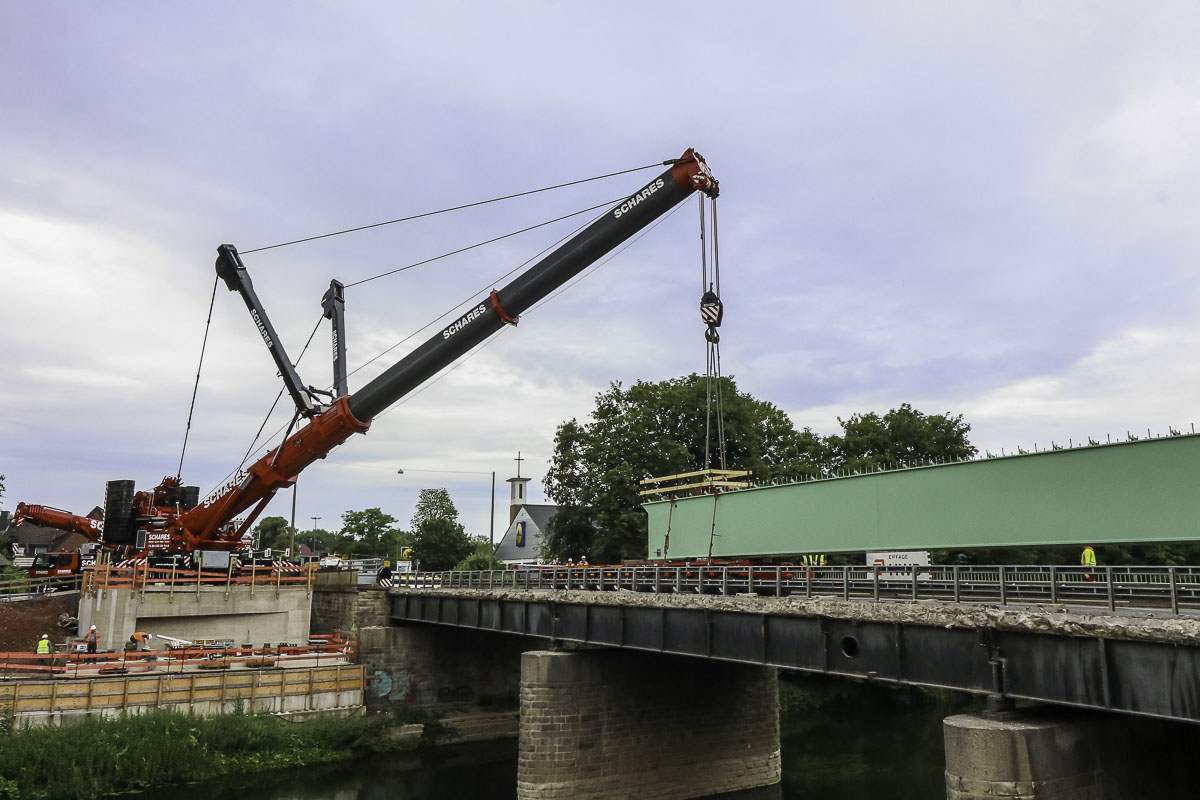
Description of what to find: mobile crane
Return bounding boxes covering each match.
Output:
[13,149,719,562]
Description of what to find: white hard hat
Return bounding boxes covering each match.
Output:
[90,625,97,630]
[41,634,48,639]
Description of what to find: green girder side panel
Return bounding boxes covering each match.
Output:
[643,434,1200,559]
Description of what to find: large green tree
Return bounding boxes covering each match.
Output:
[340,508,400,554]
[543,374,826,564]
[409,488,472,570]
[826,403,976,472]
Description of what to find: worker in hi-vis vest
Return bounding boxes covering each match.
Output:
[1081,545,1097,581]
[36,634,51,667]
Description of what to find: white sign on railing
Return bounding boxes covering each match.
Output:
[866,550,932,580]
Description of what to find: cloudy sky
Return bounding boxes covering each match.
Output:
[3,3,1199,542]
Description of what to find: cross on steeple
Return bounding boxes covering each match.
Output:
[514,451,525,478]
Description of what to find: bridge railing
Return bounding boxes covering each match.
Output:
[391,563,1200,614]
[0,573,82,600]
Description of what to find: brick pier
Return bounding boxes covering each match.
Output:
[518,649,780,800]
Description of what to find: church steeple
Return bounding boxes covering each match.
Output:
[507,450,532,524]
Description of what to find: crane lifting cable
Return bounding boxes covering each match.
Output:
[699,193,727,471]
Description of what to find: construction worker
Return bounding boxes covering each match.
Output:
[35,634,51,667]
[86,624,99,655]
[1081,546,1097,582]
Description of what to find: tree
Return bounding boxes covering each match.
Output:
[411,488,459,530]
[306,528,337,554]
[410,488,472,571]
[543,375,826,564]
[340,508,405,557]
[252,516,292,551]
[825,403,976,472]
[455,535,503,570]
[412,518,473,571]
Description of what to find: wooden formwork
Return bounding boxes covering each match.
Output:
[0,664,363,717]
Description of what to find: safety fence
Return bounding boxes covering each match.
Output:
[392,564,1200,615]
[0,634,356,680]
[0,574,81,600]
[84,561,316,597]
[0,663,364,718]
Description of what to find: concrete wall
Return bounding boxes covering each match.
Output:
[518,650,780,800]
[358,623,534,712]
[311,585,390,635]
[78,585,311,649]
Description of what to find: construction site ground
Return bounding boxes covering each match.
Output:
[0,593,79,652]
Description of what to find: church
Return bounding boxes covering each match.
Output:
[492,471,557,566]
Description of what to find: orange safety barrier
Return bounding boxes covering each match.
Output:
[89,565,315,592]
[0,637,356,680]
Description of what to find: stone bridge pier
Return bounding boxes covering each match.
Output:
[518,650,781,800]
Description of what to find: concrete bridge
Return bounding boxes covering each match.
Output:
[317,573,1200,799]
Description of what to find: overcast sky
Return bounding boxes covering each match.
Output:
[3,2,1199,542]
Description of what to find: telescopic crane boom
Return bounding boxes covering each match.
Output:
[23,148,719,554]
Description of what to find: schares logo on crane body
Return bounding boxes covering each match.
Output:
[250,309,273,348]
[613,178,665,218]
[442,303,489,340]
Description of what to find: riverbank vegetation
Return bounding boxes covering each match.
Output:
[0,705,449,800]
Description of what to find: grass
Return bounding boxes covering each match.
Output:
[0,703,448,800]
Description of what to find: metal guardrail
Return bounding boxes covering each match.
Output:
[85,563,315,597]
[0,574,81,600]
[392,564,1200,615]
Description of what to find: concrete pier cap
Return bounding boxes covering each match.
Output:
[944,710,1112,799]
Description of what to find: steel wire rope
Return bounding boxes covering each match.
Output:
[340,200,617,383]
[212,197,686,493]
[343,198,620,288]
[374,202,687,419]
[710,197,726,470]
[237,315,326,472]
[176,276,220,481]
[214,200,622,479]
[239,163,661,254]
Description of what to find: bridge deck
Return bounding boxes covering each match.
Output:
[390,586,1200,725]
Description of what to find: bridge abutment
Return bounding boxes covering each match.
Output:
[359,624,531,711]
[518,649,781,800]
[944,711,1115,799]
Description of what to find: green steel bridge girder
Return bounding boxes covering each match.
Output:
[643,434,1200,559]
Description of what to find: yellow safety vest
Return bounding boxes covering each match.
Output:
[1081,548,1096,567]
[36,639,50,655]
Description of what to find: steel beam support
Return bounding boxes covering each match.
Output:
[388,591,1200,724]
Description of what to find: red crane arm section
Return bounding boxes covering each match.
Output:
[173,396,370,546]
[13,502,104,540]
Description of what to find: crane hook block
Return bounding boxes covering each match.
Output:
[700,288,723,328]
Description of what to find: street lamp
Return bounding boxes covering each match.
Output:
[396,467,496,556]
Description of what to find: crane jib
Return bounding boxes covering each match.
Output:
[176,149,716,546]
[348,149,716,423]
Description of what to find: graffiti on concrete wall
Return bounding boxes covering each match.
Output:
[368,669,414,703]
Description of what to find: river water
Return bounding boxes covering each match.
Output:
[142,688,956,800]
